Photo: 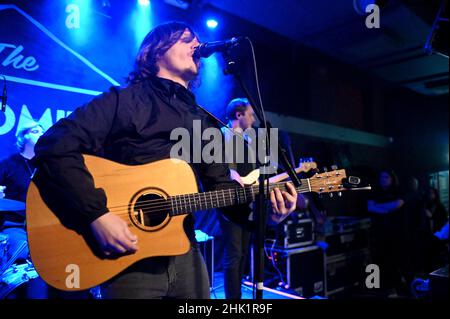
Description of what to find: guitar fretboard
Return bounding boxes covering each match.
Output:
[168,180,312,216]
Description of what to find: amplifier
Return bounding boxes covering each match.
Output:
[265,245,325,298]
[323,217,371,256]
[325,248,371,296]
[266,214,314,249]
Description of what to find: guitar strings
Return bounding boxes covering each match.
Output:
[107,181,306,212]
[106,180,293,211]
[118,185,312,215]
[108,188,311,219]
[107,181,328,216]
[105,171,340,213]
[107,183,315,217]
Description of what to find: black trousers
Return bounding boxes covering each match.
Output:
[219,214,251,299]
[100,245,210,299]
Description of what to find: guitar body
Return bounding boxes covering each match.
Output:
[26,155,197,291]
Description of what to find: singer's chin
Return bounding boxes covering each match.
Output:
[188,75,201,90]
[184,67,200,89]
[186,66,199,79]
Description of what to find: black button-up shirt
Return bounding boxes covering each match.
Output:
[0,153,36,203]
[34,76,250,236]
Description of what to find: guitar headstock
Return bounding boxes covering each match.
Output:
[298,161,318,172]
[308,169,347,195]
[307,169,371,197]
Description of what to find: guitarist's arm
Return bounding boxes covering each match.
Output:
[229,169,244,187]
[197,161,297,228]
[194,119,297,229]
[33,87,138,255]
[34,88,119,225]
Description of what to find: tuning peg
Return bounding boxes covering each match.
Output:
[329,193,333,198]
[338,192,342,197]
[331,165,338,170]
[323,167,328,173]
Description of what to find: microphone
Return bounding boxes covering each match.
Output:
[1,75,6,113]
[194,37,241,58]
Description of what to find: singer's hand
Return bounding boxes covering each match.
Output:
[230,169,244,187]
[90,213,138,256]
[269,182,297,223]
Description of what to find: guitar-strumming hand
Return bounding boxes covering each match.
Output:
[90,212,139,256]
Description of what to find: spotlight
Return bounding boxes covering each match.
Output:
[353,0,389,15]
[206,19,218,29]
[138,0,150,7]
[353,0,375,15]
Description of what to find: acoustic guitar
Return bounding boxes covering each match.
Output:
[26,155,365,291]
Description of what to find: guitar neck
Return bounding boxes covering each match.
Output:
[169,179,311,216]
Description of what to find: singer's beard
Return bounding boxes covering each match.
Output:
[185,61,201,90]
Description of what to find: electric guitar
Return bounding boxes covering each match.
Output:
[26,155,367,291]
[236,161,317,185]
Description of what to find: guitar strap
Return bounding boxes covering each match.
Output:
[195,104,250,146]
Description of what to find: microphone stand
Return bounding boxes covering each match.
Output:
[221,51,301,300]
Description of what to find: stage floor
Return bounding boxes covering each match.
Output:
[210,271,304,299]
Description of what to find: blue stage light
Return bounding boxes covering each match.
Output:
[133,0,153,50]
[206,19,218,29]
[138,0,150,7]
[65,0,93,45]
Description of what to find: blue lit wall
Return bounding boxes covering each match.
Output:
[0,1,235,159]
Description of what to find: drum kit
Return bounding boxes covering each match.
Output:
[0,198,101,299]
[0,198,39,299]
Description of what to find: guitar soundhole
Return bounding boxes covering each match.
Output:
[133,193,169,228]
